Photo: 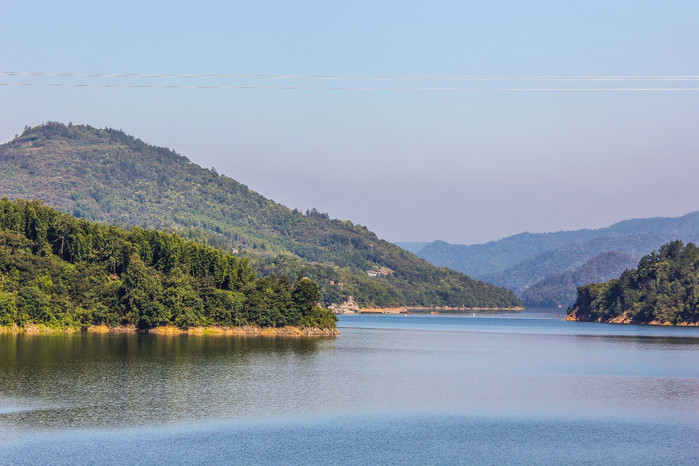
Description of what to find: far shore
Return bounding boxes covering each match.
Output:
[353,306,525,314]
[0,324,339,336]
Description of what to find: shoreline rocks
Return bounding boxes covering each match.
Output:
[329,296,361,314]
[565,312,697,326]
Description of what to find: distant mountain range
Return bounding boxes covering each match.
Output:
[0,122,520,309]
[398,212,699,307]
[520,251,639,307]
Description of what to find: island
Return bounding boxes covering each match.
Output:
[567,240,699,326]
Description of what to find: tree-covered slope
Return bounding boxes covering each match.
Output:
[0,199,337,331]
[567,241,699,325]
[0,123,521,308]
[521,251,639,307]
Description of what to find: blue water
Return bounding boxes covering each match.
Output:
[340,311,699,337]
[1,311,697,464]
[4,415,697,465]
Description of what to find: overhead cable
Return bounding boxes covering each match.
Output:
[0,82,697,91]
[1,71,698,82]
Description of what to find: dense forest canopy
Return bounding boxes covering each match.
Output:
[0,122,520,308]
[568,241,699,325]
[0,199,337,331]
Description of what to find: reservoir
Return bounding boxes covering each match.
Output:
[1,310,697,464]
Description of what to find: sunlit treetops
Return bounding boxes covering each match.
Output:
[0,198,337,330]
[569,241,699,325]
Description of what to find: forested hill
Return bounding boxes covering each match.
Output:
[567,241,699,325]
[0,123,521,309]
[0,199,337,331]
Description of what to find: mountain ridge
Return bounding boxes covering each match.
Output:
[402,211,699,300]
[400,211,699,277]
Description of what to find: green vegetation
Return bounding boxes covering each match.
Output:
[0,198,337,331]
[521,251,639,307]
[0,122,520,308]
[568,241,699,325]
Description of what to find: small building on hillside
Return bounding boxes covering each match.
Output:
[367,266,393,277]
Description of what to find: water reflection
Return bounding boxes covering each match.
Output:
[0,333,333,431]
[1,318,697,436]
[575,334,699,348]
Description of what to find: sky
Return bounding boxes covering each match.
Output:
[1,1,697,244]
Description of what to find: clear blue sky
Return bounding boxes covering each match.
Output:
[1,1,697,244]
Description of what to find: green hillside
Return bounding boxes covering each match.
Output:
[0,122,520,309]
[0,199,336,331]
[568,241,699,325]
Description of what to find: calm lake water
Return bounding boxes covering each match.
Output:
[1,309,697,465]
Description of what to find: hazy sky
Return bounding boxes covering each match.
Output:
[1,1,697,244]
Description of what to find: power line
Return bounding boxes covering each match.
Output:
[1,71,698,82]
[1,71,697,91]
[0,82,697,91]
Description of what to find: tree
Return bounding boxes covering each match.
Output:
[120,253,166,329]
[292,277,321,314]
[0,291,18,326]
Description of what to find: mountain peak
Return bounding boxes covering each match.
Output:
[0,122,521,309]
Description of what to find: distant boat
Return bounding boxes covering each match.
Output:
[430,311,439,315]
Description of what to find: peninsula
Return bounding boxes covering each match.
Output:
[567,241,699,326]
[0,199,338,334]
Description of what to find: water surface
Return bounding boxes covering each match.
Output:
[1,311,697,464]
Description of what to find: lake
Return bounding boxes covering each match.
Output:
[1,309,697,465]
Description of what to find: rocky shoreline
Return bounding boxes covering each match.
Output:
[0,324,340,336]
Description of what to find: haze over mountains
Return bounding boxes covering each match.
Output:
[0,122,520,309]
[400,212,699,307]
[521,251,639,307]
